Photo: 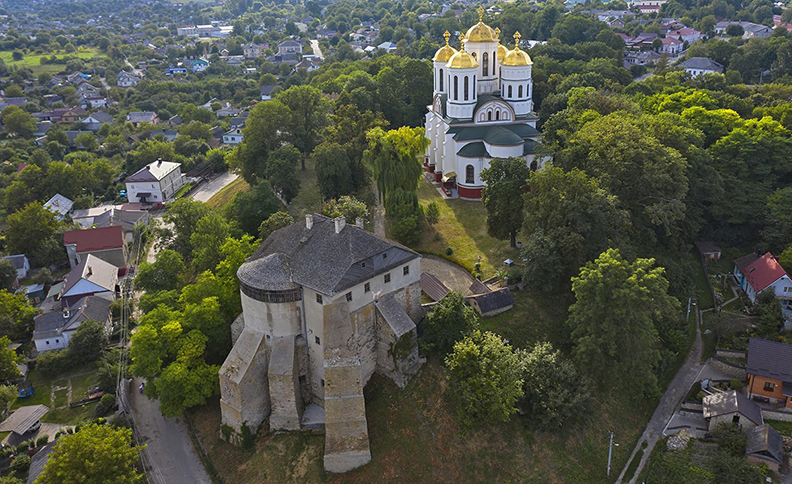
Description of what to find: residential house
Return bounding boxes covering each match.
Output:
[3,255,29,280]
[702,390,763,431]
[70,206,149,242]
[746,337,792,407]
[63,225,127,269]
[80,111,114,131]
[117,71,141,87]
[715,21,773,39]
[223,55,245,66]
[680,57,725,77]
[260,85,277,100]
[223,126,244,145]
[44,193,73,220]
[149,130,179,142]
[746,424,784,472]
[125,159,185,204]
[243,43,268,59]
[25,284,47,304]
[190,58,210,73]
[126,111,159,126]
[32,295,112,353]
[278,40,303,54]
[177,25,198,37]
[733,252,792,305]
[294,58,321,72]
[167,67,188,75]
[377,41,398,53]
[59,254,119,307]
[32,107,86,123]
[667,27,702,44]
[631,0,666,14]
[468,288,514,317]
[267,52,299,65]
[228,117,247,129]
[659,36,683,55]
[168,115,184,127]
[694,241,721,264]
[624,50,661,65]
[216,106,241,117]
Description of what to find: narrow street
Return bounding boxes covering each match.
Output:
[310,39,324,60]
[615,306,704,484]
[190,171,239,203]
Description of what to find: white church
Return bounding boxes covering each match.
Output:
[424,9,542,200]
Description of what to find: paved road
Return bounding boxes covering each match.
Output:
[615,306,703,484]
[129,378,211,484]
[190,171,239,203]
[310,39,324,59]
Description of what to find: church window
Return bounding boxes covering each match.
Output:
[466,165,475,184]
[496,111,500,120]
[439,69,444,91]
[316,294,323,304]
[464,76,469,101]
[518,85,523,97]
[508,85,512,98]
[471,52,477,59]
[488,111,492,121]
[473,75,476,94]
[482,52,489,77]
[453,76,458,100]
[492,52,496,75]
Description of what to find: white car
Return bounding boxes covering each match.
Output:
[25,420,41,433]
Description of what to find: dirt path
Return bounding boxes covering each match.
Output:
[615,306,704,484]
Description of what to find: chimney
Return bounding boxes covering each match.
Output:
[87,266,93,276]
[355,217,364,229]
[305,214,313,230]
[62,309,70,319]
[334,216,346,234]
[157,159,162,167]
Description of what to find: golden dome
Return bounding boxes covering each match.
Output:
[497,43,508,61]
[465,7,497,43]
[502,32,533,67]
[433,30,458,62]
[447,33,478,69]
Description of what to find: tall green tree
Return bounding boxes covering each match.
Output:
[6,202,60,264]
[364,126,429,204]
[36,424,144,484]
[0,336,21,381]
[481,157,532,248]
[0,105,36,137]
[258,211,294,240]
[313,142,356,200]
[161,199,210,260]
[568,248,679,396]
[232,100,289,183]
[225,181,282,236]
[134,249,186,293]
[191,213,238,273]
[0,259,17,292]
[0,292,39,341]
[277,85,331,170]
[421,291,479,355]
[266,145,301,202]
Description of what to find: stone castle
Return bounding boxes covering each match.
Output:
[219,214,423,472]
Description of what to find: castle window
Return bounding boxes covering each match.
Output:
[466,165,474,184]
[518,85,523,98]
[508,85,512,98]
[364,282,370,293]
[482,52,489,77]
[315,336,321,345]
[384,273,391,284]
[464,76,469,101]
[453,76,458,100]
[321,379,325,387]
[403,265,410,276]
[346,292,352,302]
[316,294,323,304]
[439,68,444,91]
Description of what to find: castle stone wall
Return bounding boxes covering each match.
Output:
[268,335,303,430]
[219,328,270,433]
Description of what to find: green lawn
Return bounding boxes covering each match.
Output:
[205,176,250,210]
[414,178,515,278]
[0,49,106,75]
[70,372,97,401]
[13,364,100,429]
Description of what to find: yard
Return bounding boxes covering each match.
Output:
[0,49,106,75]
[205,176,250,209]
[13,364,101,426]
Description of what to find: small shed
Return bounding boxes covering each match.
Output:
[0,405,49,436]
[468,288,514,317]
[745,424,784,472]
[420,273,450,302]
[702,390,763,431]
[24,283,47,304]
[694,241,722,264]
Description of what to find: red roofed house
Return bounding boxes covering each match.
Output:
[63,225,127,269]
[734,252,792,306]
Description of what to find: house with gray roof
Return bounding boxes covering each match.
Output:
[679,57,724,77]
[220,214,423,473]
[33,294,112,354]
[59,254,118,308]
[125,159,184,204]
[746,424,784,471]
[3,254,29,280]
[81,111,114,131]
[746,337,792,407]
[125,111,158,126]
[703,390,763,431]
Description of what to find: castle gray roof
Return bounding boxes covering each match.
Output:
[243,214,418,296]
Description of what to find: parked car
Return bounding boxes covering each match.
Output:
[25,420,40,433]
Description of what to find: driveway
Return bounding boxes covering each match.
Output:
[189,171,239,203]
[310,39,324,59]
[129,378,211,484]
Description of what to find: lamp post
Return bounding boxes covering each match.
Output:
[607,431,619,476]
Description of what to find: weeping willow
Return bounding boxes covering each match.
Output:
[363,126,430,203]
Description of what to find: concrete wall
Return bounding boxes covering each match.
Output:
[709,411,759,432]
[709,358,746,380]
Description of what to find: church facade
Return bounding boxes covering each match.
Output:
[424,9,542,200]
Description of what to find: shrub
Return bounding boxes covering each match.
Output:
[729,379,744,391]
[35,435,49,447]
[35,349,71,377]
[15,441,28,452]
[11,453,30,472]
[445,247,453,256]
[66,427,74,434]
[425,202,440,225]
[240,422,255,451]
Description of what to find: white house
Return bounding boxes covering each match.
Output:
[260,85,277,100]
[125,159,185,204]
[659,36,684,55]
[33,295,112,354]
[59,254,119,308]
[667,27,701,44]
[44,193,73,220]
[117,71,141,87]
[223,127,244,145]
[81,111,114,131]
[734,252,792,306]
[424,16,542,201]
[3,255,29,280]
[680,57,725,77]
[278,40,303,54]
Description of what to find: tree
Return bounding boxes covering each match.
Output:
[421,292,479,355]
[36,424,144,484]
[779,246,792,273]
[266,145,301,202]
[161,199,210,259]
[277,85,331,170]
[258,211,293,240]
[0,336,21,381]
[425,202,440,225]
[230,100,289,184]
[191,213,237,273]
[6,202,60,259]
[521,229,564,293]
[313,142,356,200]
[226,181,282,236]
[725,24,745,37]
[321,196,369,224]
[363,126,429,203]
[74,132,98,151]
[0,291,39,341]
[134,250,185,293]
[445,330,524,427]
[0,384,17,415]
[520,342,591,429]
[1,105,37,137]
[755,290,783,336]
[481,157,532,248]
[67,320,109,365]
[568,248,679,396]
[0,259,17,291]
[763,187,792,250]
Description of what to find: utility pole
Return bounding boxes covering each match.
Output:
[607,431,617,477]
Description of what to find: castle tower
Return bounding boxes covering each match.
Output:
[445,33,478,120]
[500,32,534,116]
